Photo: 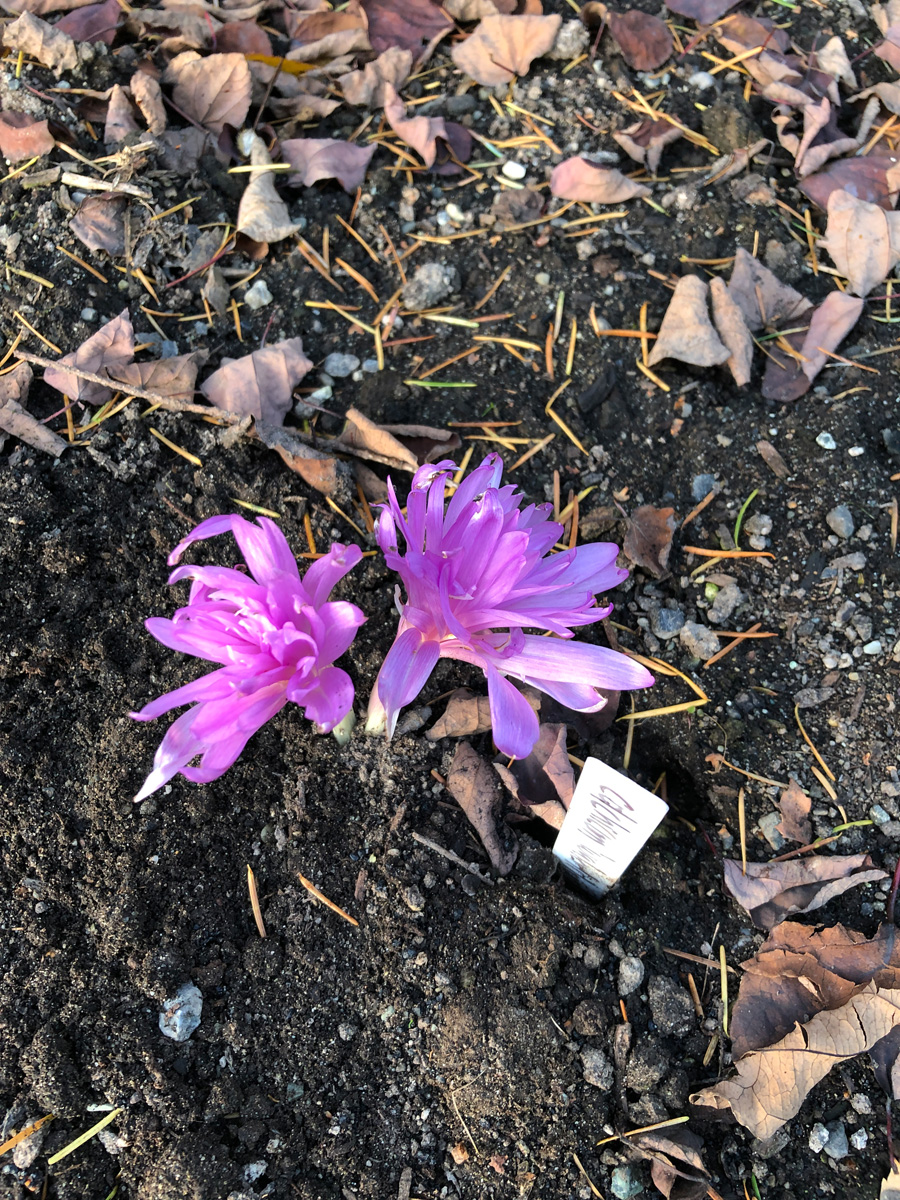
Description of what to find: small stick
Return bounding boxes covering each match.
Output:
[681,487,717,529]
[703,622,768,668]
[297,871,359,926]
[683,546,774,559]
[794,703,835,781]
[738,787,747,875]
[247,865,267,938]
[56,244,108,282]
[410,831,493,882]
[720,944,729,1035]
[687,972,704,1018]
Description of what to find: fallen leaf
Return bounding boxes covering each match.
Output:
[4,0,97,12]
[727,246,811,332]
[383,83,471,173]
[200,338,313,423]
[488,1153,507,1175]
[813,34,857,91]
[286,7,371,60]
[130,71,166,136]
[775,778,812,844]
[760,329,810,404]
[883,1165,900,1200]
[104,84,138,144]
[492,187,544,228]
[772,96,858,178]
[612,116,681,175]
[256,423,343,496]
[70,192,127,255]
[126,6,221,52]
[756,439,790,478]
[819,187,900,297]
[446,741,518,875]
[201,266,230,314]
[723,854,888,930]
[167,51,252,134]
[237,133,301,243]
[708,276,753,386]
[494,722,574,831]
[445,0,498,16]
[110,351,207,401]
[44,307,135,405]
[623,504,676,577]
[55,0,121,44]
[0,362,67,457]
[648,275,730,369]
[607,8,673,71]
[549,156,650,203]
[875,0,900,72]
[332,406,419,473]
[663,0,738,21]
[450,13,561,87]
[799,290,864,381]
[427,689,493,740]
[281,137,376,193]
[361,0,452,56]
[692,981,900,1140]
[339,46,413,106]
[630,1127,709,1200]
[0,111,55,163]
[267,92,341,124]
[449,1141,470,1164]
[215,19,272,55]
[2,11,78,70]
[800,154,900,212]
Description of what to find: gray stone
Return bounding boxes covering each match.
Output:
[758,811,785,851]
[626,1040,669,1091]
[808,1122,829,1153]
[338,1023,358,1041]
[648,977,694,1036]
[679,621,719,661]
[548,18,590,60]
[323,352,360,378]
[753,1129,791,1159]
[403,885,425,912]
[80,306,97,321]
[816,431,837,450]
[688,70,716,91]
[651,606,685,640]
[822,1121,849,1160]
[610,1165,644,1198]
[584,943,604,969]
[863,640,883,655]
[871,804,892,825]
[501,161,526,181]
[243,279,272,310]
[401,262,460,311]
[618,955,645,997]
[850,1129,868,1151]
[691,473,716,501]
[826,504,854,539]
[159,983,202,1042]
[708,582,744,625]
[581,1047,614,1090]
[444,93,476,116]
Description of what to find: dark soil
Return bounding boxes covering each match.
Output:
[2,2,900,1198]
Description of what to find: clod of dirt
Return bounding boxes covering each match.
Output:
[401,261,460,310]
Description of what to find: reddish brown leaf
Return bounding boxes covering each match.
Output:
[607,9,673,71]
[723,854,888,929]
[110,351,207,401]
[44,308,135,405]
[377,421,461,465]
[800,154,900,212]
[648,275,730,369]
[332,406,419,473]
[427,688,494,740]
[450,12,561,87]
[819,187,900,297]
[612,116,681,175]
[167,51,252,134]
[623,505,676,577]
[494,722,574,832]
[0,111,55,164]
[281,137,376,193]
[256,424,341,495]
[4,0,97,12]
[760,329,809,403]
[339,46,413,106]
[104,83,138,144]
[727,246,811,332]
[286,6,370,59]
[446,742,518,875]
[549,156,650,203]
[772,96,858,179]
[130,71,166,136]
[215,19,272,55]
[55,0,121,43]
[200,339,313,424]
[663,0,738,22]
[70,192,127,255]
[2,11,78,70]
[799,290,864,382]
[383,83,471,173]
[360,0,451,56]
[775,778,812,844]
[492,187,544,228]
[0,362,67,457]
[631,1128,709,1200]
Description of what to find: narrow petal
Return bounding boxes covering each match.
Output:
[130,668,237,721]
[301,542,363,607]
[133,707,205,801]
[375,626,441,735]
[230,516,299,586]
[188,682,287,743]
[311,601,366,665]
[521,677,607,713]
[168,515,236,566]
[485,664,540,759]
[289,665,354,730]
[503,635,655,690]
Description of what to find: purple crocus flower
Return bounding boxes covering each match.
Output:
[367,454,653,759]
[131,514,364,802]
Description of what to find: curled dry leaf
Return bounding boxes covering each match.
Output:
[215,19,272,55]
[383,83,471,172]
[549,156,650,203]
[104,84,138,145]
[800,154,900,212]
[623,504,676,578]
[360,0,452,56]
[287,7,370,60]
[760,328,809,404]
[200,338,313,424]
[110,351,207,401]
[875,0,900,72]
[130,71,166,136]
[44,307,135,405]
[709,276,753,387]
[612,116,681,175]
[70,192,127,255]
[427,688,493,740]
[332,406,419,473]
[280,137,376,193]
[813,34,856,91]
[756,439,790,478]
[2,11,78,70]
[606,9,673,71]
[629,1128,709,1200]
[237,134,301,243]
[377,421,461,465]
[450,13,561,87]
[799,290,863,381]
[883,1166,900,1200]
[255,423,343,496]
[727,246,810,332]
[492,187,544,228]
[201,266,230,315]
[55,0,122,44]
[0,362,67,458]
[5,0,98,12]
[167,51,252,134]
[444,0,497,17]
[772,97,858,178]
[648,275,730,369]
[723,854,887,929]
[446,742,518,875]
[339,46,413,106]
[0,111,55,164]
[494,722,574,832]
[775,777,812,844]
[126,7,221,53]
[819,187,900,297]
[663,0,738,22]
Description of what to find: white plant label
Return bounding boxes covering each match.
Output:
[553,757,668,898]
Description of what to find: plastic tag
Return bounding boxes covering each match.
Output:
[553,757,668,898]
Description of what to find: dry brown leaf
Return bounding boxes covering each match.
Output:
[630,1127,709,1200]
[549,157,650,203]
[167,51,252,134]
[200,339,312,424]
[800,154,900,213]
[883,1166,900,1199]
[377,421,461,465]
[606,8,673,71]
[55,0,122,44]
[110,351,206,401]
[427,688,493,740]
[0,362,67,458]
[623,504,676,578]
[446,742,518,875]
[799,290,863,381]
[760,328,809,404]
[444,0,497,16]
[494,722,573,831]
[155,127,219,174]
[450,12,561,87]
[727,246,811,332]
[256,424,342,496]
[723,854,888,930]
[286,7,371,60]
[648,275,730,369]
[875,0,900,71]
[215,18,272,54]
[775,778,812,844]
[813,34,856,91]
[756,439,790,478]
[709,276,753,387]
[5,0,97,12]
[492,187,544,228]
[361,0,452,56]
[692,981,900,1140]
[127,6,221,51]
[338,46,413,106]
[104,84,138,145]
[237,134,301,243]
[2,11,78,70]
[819,187,900,297]
[44,308,134,405]
[663,0,738,21]
[383,84,471,172]
[201,266,230,315]
[70,192,127,255]
[130,71,166,136]
[280,137,376,193]
[332,406,420,473]
[0,111,55,164]
[612,116,681,175]
[772,97,858,179]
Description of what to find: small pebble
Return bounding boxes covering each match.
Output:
[826,504,854,539]
[691,473,716,501]
[404,885,425,912]
[863,640,883,655]
[534,271,551,286]
[323,353,360,378]
[445,202,467,223]
[688,70,716,91]
[502,161,526,180]
[581,1047,614,1091]
[850,1093,873,1115]
[338,1023,358,1041]
[243,280,272,310]
[816,431,837,450]
[823,1121,849,1160]
[849,446,864,457]
[809,1123,829,1154]
[651,607,685,640]
[80,306,97,322]
[850,1129,868,1151]
[870,805,892,825]
[159,983,202,1042]
[610,1165,644,1198]
[618,955,644,997]
[362,358,379,373]
[680,621,720,661]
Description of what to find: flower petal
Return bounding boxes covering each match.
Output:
[289,665,354,730]
[485,664,540,759]
[375,625,441,735]
[300,542,363,608]
[133,707,205,802]
[130,667,237,721]
[505,635,655,690]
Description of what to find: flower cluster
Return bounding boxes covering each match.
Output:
[366,454,653,758]
[131,514,364,802]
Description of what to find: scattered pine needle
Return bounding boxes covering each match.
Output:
[547,407,588,454]
[811,763,838,801]
[509,432,555,471]
[720,944,729,1035]
[0,1114,54,1158]
[334,257,378,303]
[56,244,108,282]
[149,427,202,467]
[597,1115,690,1146]
[297,872,359,926]
[48,1108,122,1165]
[232,499,280,518]
[14,310,61,354]
[706,752,788,790]
[303,513,317,556]
[334,214,380,264]
[565,317,577,376]
[326,495,365,536]
[703,622,775,668]
[474,263,512,310]
[794,703,835,781]
[738,787,747,876]
[684,546,774,559]
[247,864,267,938]
[572,1152,603,1198]
[636,358,670,391]
[682,487,717,529]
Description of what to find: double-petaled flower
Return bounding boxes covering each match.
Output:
[131,514,364,802]
[366,454,653,758]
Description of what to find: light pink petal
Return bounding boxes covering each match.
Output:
[375,626,441,735]
[288,665,354,729]
[485,664,540,760]
[301,542,363,607]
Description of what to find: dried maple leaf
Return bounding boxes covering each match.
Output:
[0,362,67,458]
[775,778,812,844]
[339,46,413,106]
[383,83,471,173]
[450,13,561,87]
[446,742,518,875]
[256,423,343,496]
[709,276,753,387]
[70,192,127,255]
[648,275,730,369]
[280,137,376,193]
[883,1166,900,1199]
[427,688,494,740]
[44,307,135,405]
[606,8,673,71]
[819,187,900,297]
[663,0,738,21]
[772,96,858,178]
[2,11,77,70]
[494,722,574,832]
[167,51,252,134]
[727,246,811,332]
[612,116,681,175]
[723,854,887,930]
[549,157,650,203]
[130,71,166,136]
[104,84,138,144]
[800,154,900,213]
[0,111,55,163]
[360,0,452,56]
[332,406,419,473]
[55,0,121,43]
[623,504,676,578]
[799,290,863,381]
[110,351,207,401]
[200,339,313,424]
[236,134,301,243]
